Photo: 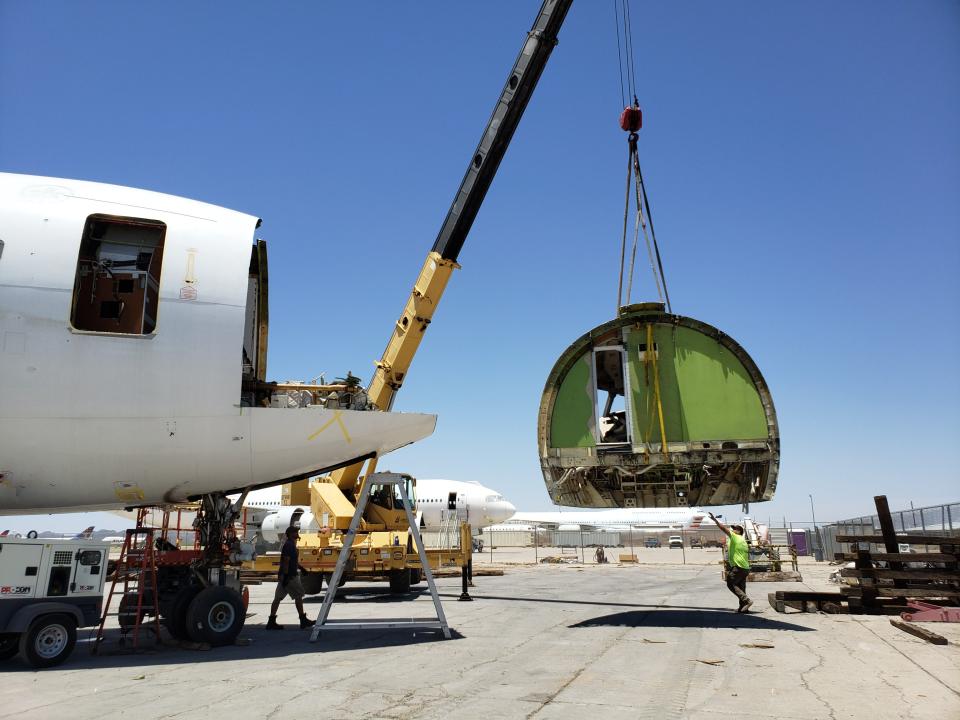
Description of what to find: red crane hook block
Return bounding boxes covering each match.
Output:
[619,105,642,133]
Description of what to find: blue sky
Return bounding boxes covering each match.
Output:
[1,2,958,533]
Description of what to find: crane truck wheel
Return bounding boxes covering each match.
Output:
[0,633,20,661]
[19,614,76,668]
[185,586,245,646]
[163,584,201,641]
[301,572,324,596]
[409,568,423,585]
[389,568,411,594]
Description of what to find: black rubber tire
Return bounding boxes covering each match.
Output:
[389,568,411,594]
[163,584,201,641]
[0,633,20,661]
[185,586,245,646]
[409,568,423,585]
[19,615,76,669]
[118,591,155,631]
[301,572,324,596]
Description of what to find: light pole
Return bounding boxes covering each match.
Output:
[809,494,821,561]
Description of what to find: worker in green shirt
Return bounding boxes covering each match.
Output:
[708,512,753,613]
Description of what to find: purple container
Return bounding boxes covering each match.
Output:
[788,530,809,556]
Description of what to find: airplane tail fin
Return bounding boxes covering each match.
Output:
[0,530,8,537]
[75,526,95,539]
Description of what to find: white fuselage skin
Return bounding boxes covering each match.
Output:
[0,173,435,514]
[504,507,707,532]
[248,478,516,541]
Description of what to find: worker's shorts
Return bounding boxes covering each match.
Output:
[274,575,305,602]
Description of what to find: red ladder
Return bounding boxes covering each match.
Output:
[93,526,161,653]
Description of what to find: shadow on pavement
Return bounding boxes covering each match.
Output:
[302,587,430,604]
[438,593,729,613]
[570,609,815,631]
[2,623,462,673]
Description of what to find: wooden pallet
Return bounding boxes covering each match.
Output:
[770,495,959,616]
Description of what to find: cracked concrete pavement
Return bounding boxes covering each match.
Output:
[1,553,957,719]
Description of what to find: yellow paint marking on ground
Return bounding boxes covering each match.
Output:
[308,411,352,443]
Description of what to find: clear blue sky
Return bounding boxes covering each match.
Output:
[2,2,958,533]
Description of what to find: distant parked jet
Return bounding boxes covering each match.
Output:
[505,507,707,533]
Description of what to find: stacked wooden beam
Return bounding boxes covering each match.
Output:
[831,495,959,613]
[834,536,959,612]
[768,495,959,617]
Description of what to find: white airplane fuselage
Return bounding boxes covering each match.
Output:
[410,478,516,530]
[0,173,435,514]
[248,478,515,542]
[507,507,707,532]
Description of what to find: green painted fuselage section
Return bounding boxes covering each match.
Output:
[627,325,767,446]
[550,326,767,449]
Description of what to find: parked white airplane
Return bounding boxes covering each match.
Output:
[503,507,708,533]
[0,173,436,515]
[48,525,96,540]
[251,478,516,542]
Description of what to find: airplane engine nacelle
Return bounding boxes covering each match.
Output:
[557,524,583,532]
[260,506,319,543]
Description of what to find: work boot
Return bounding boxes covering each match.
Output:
[738,598,753,614]
[299,614,313,629]
[266,615,284,630]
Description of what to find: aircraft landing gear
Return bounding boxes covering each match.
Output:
[156,492,248,646]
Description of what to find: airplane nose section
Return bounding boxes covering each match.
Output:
[490,500,516,524]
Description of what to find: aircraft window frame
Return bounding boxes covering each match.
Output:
[591,344,633,446]
[69,214,167,337]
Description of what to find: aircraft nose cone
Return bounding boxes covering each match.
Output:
[492,500,516,524]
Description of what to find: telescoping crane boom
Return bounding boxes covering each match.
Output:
[284,0,573,509]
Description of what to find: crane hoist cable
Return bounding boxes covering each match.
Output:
[613,0,672,314]
[617,104,671,313]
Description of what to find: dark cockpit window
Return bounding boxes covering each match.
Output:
[70,214,166,335]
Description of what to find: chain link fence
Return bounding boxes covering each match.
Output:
[819,502,959,561]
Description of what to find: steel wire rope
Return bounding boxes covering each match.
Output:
[636,159,672,313]
[632,146,664,306]
[617,147,633,311]
[614,0,673,313]
[613,0,626,109]
[621,0,637,101]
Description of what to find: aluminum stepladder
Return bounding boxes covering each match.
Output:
[310,472,452,642]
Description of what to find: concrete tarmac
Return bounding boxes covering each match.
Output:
[2,554,958,719]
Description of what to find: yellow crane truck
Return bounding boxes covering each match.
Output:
[248,0,574,591]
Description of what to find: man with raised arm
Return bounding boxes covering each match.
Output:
[708,512,753,613]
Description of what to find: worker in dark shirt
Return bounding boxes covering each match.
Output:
[267,525,312,630]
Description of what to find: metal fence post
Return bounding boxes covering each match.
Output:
[534,523,538,563]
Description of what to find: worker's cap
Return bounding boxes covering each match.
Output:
[285,525,301,538]
[730,524,745,532]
